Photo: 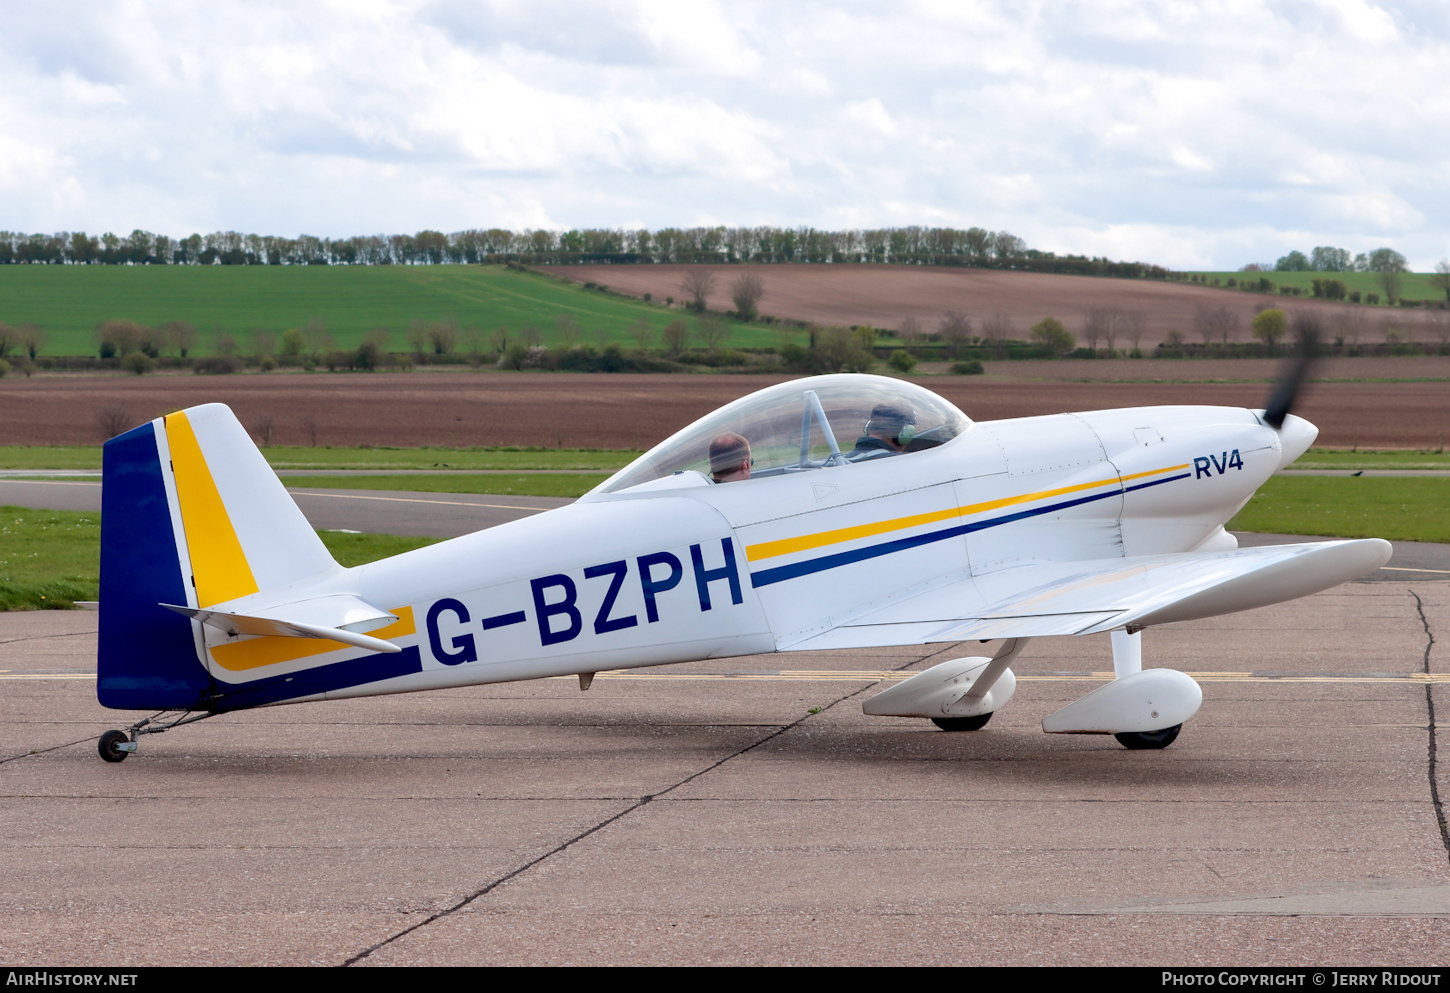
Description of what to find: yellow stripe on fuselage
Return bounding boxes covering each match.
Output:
[744,464,1190,563]
[165,411,258,607]
[208,606,417,671]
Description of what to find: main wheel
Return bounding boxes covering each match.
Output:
[1114,724,1181,750]
[931,712,993,732]
[98,730,130,763]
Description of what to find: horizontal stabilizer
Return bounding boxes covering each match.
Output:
[783,539,1391,651]
[162,594,402,654]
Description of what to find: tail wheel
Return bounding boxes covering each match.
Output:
[98,730,130,763]
[1114,724,1182,750]
[931,712,993,732]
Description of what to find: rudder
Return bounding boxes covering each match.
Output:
[98,420,211,709]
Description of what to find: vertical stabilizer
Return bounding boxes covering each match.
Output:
[163,404,335,605]
[98,404,340,710]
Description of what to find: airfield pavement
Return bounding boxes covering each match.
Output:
[0,478,571,539]
[4,375,1450,966]
[0,484,1448,966]
[1,581,1448,967]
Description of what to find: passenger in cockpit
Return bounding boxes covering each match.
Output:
[847,402,917,461]
[709,431,753,482]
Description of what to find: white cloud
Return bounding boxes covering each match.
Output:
[0,1,1447,268]
[841,99,896,135]
[634,0,762,75]
[1319,0,1401,42]
[1317,191,1425,231]
[58,72,127,108]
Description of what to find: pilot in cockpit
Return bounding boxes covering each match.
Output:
[847,401,917,461]
[709,431,753,483]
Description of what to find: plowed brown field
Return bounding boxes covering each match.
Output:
[2,369,1445,450]
[561,263,1430,348]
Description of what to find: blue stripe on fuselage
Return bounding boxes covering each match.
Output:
[210,645,424,712]
[748,474,1190,589]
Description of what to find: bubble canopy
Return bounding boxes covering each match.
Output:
[594,374,972,494]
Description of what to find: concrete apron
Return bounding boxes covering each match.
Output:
[1,580,1448,966]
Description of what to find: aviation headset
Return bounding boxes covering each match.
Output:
[865,404,917,447]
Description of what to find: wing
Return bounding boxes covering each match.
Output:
[779,538,1391,651]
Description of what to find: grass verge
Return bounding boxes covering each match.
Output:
[1228,476,1450,543]
[0,505,439,610]
[1288,449,1450,470]
[318,531,442,566]
[0,507,101,610]
[284,474,602,498]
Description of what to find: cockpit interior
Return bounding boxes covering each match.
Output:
[595,375,972,494]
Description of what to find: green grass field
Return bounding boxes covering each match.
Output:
[0,264,770,356]
[0,505,439,611]
[1191,270,1447,305]
[1227,476,1450,543]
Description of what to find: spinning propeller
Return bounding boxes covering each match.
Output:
[1262,318,1319,430]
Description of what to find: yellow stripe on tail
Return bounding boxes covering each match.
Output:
[165,410,259,607]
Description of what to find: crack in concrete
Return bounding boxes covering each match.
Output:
[340,677,885,966]
[1410,590,1449,866]
[892,641,968,672]
[0,736,104,766]
[0,631,95,646]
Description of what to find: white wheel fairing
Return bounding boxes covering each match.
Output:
[863,657,1017,720]
[1042,668,1203,734]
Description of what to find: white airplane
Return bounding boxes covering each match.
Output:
[95,370,1390,762]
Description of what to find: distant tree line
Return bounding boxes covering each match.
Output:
[1258,245,1403,274]
[1237,245,1432,304]
[0,226,1169,278]
[1236,246,1450,300]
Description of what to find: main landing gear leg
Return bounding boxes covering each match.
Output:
[97,711,215,763]
[1109,628,1182,750]
[1110,628,1142,679]
[934,637,1025,731]
[861,638,1028,729]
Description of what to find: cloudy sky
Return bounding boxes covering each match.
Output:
[2,0,1447,269]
